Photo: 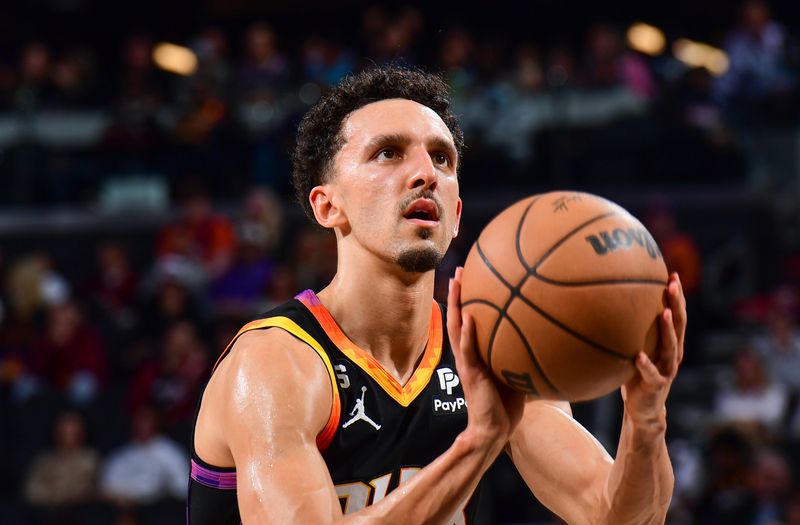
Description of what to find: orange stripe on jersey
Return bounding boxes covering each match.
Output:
[213,316,341,452]
[296,290,443,408]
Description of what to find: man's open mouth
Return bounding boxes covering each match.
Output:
[403,199,440,224]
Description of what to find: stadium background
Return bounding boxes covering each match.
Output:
[1,0,799,523]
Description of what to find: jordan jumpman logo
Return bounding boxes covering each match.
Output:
[342,386,381,430]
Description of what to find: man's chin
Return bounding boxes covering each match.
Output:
[396,247,443,273]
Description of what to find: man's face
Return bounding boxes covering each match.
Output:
[319,98,462,273]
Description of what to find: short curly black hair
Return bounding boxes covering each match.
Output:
[291,66,465,222]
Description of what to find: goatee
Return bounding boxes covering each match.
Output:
[396,247,443,273]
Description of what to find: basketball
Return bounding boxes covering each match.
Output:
[460,191,668,401]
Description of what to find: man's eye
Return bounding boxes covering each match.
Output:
[433,153,450,166]
[377,149,397,160]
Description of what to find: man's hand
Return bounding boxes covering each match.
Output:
[621,272,687,440]
[447,267,525,453]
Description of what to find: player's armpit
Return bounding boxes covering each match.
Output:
[508,399,614,525]
[217,329,344,523]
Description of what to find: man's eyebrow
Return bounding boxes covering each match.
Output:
[364,133,457,158]
[364,134,412,151]
[427,136,458,158]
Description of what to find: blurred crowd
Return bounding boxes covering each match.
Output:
[1,1,800,524]
[0,0,798,206]
[0,183,338,524]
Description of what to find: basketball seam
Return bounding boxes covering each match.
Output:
[532,276,669,287]
[461,298,559,395]
[515,197,539,272]
[475,240,561,395]
[513,293,633,361]
[475,240,515,290]
[475,241,513,375]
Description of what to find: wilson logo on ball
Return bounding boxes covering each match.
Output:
[584,228,662,260]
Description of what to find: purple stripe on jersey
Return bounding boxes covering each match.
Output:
[191,459,237,490]
[295,289,318,305]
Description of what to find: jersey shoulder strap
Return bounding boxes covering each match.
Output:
[209,297,342,450]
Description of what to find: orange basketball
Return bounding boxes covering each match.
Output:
[460,191,668,401]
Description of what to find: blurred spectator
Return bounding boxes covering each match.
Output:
[714,0,795,114]
[1,254,66,394]
[695,427,757,524]
[438,27,476,97]
[210,187,283,316]
[384,6,424,65]
[173,28,234,147]
[714,347,788,435]
[172,86,229,147]
[236,23,296,190]
[101,35,166,177]
[467,42,545,165]
[748,449,793,525]
[50,47,98,108]
[360,5,385,54]
[237,186,283,255]
[752,295,800,397]
[126,321,209,437]
[100,406,187,506]
[513,44,545,93]
[28,301,109,406]
[138,267,205,350]
[24,410,99,506]
[2,254,54,358]
[239,22,290,94]
[117,35,164,111]
[13,42,54,112]
[646,203,703,298]
[155,185,236,279]
[659,65,726,135]
[260,264,298,312]
[300,36,356,88]
[81,242,139,339]
[361,5,423,66]
[5,253,69,325]
[545,46,578,90]
[187,26,232,103]
[582,24,656,99]
[237,21,292,133]
[292,226,337,292]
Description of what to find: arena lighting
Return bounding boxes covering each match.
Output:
[152,42,198,76]
[673,38,730,76]
[626,22,666,55]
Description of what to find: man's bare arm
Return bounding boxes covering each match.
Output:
[508,274,685,525]
[508,399,672,525]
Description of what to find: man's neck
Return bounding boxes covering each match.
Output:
[316,256,435,386]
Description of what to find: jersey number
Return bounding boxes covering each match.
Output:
[335,468,467,524]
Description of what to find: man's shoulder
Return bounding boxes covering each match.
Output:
[213,326,332,402]
[228,327,317,366]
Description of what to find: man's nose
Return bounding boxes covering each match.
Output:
[407,149,437,191]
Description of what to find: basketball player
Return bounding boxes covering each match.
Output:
[188,67,686,524]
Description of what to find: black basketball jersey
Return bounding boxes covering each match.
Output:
[187,289,487,524]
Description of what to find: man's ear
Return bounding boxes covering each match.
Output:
[310,185,347,229]
[453,197,462,238]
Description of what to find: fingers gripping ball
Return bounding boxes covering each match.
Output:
[460,191,668,401]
